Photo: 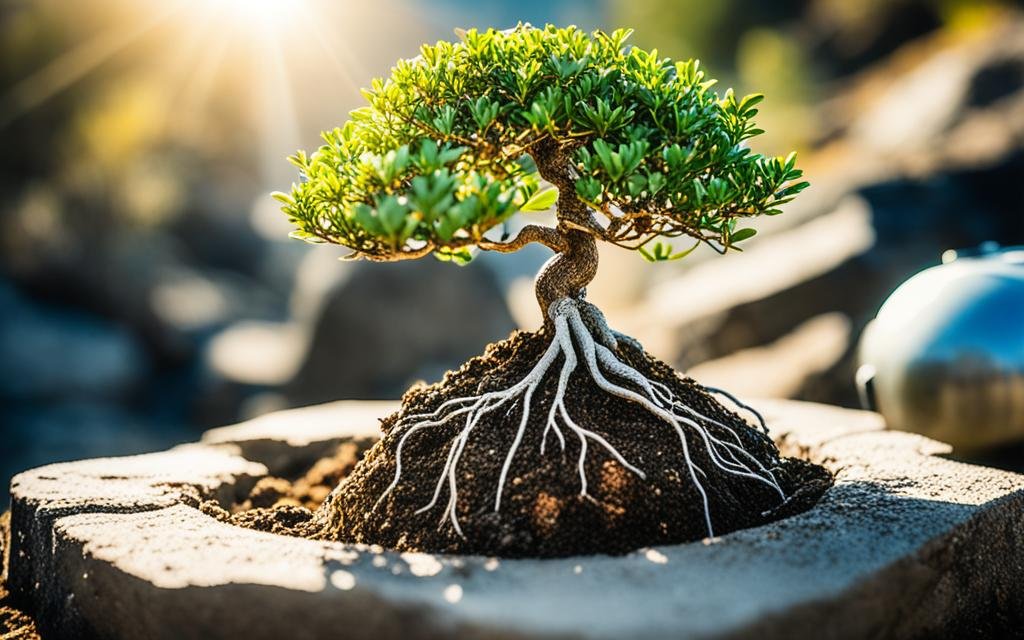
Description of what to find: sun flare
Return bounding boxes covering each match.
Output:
[205,0,305,31]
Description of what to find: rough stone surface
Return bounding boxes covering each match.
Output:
[6,400,1024,639]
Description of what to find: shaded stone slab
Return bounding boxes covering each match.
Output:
[6,400,1024,639]
[201,400,396,475]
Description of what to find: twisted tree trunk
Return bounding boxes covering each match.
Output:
[530,139,599,324]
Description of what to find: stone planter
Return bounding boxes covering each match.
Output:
[5,399,1024,639]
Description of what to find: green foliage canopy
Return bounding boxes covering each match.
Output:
[278,24,808,264]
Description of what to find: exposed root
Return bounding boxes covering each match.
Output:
[701,385,770,434]
[375,297,784,539]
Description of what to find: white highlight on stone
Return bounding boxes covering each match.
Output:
[330,570,356,591]
[402,552,444,577]
[644,549,668,565]
[444,584,463,604]
[325,548,360,566]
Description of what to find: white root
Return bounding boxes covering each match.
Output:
[374,297,785,539]
[701,385,770,434]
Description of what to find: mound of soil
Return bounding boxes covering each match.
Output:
[302,329,832,558]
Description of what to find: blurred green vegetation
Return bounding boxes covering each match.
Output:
[610,0,1015,153]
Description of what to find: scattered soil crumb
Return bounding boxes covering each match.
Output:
[225,441,366,536]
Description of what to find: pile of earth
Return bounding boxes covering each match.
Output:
[221,330,833,558]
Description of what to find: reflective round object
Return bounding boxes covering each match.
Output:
[857,245,1024,451]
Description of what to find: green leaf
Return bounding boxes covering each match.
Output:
[638,239,701,262]
[737,93,764,117]
[639,241,673,262]
[434,247,474,265]
[520,187,558,212]
[353,203,384,235]
[647,171,666,195]
[731,227,757,243]
[627,174,647,197]
[287,229,325,243]
[668,240,700,260]
[376,195,407,235]
[574,177,602,203]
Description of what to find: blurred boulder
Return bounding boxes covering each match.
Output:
[807,0,947,79]
[191,320,306,427]
[285,258,516,405]
[0,282,147,401]
[166,183,270,279]
[821,18,1024,161]
[6,228,282,366]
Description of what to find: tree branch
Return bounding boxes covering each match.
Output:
[353,224,567,262]
[478,224,567,253]
[362,244,436,262]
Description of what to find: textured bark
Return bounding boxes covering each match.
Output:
[530,139,600,323]
[533,231,598,320]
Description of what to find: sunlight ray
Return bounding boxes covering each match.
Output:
[162,1,229,96]
[171,18,237,121]
[0,0,191,129]
[295,4,366,94]
[258,25,303,185]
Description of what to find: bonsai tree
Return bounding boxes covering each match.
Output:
[278,24,824,557]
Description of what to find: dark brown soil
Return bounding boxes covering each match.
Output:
[194,443,364,535]
[1,511,43,640]
[298,329,832,558]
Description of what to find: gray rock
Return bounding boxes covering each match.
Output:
[0,401,198,508]
[285,259,516,404]
[6,399,1024,639]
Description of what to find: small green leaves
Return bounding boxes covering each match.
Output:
[574,176,603,204]
[434,246,474,265]
[638,240,700,262]
[646,171,666,195]
[376,195,408,236]
[431,106,457,136]
[520,187,559,212]
[579,139,647,183]
[413,140,465,172]
[469,96,500,129]
[578,98,633,136]
[287,229,325,243]
[280,24,808,263]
